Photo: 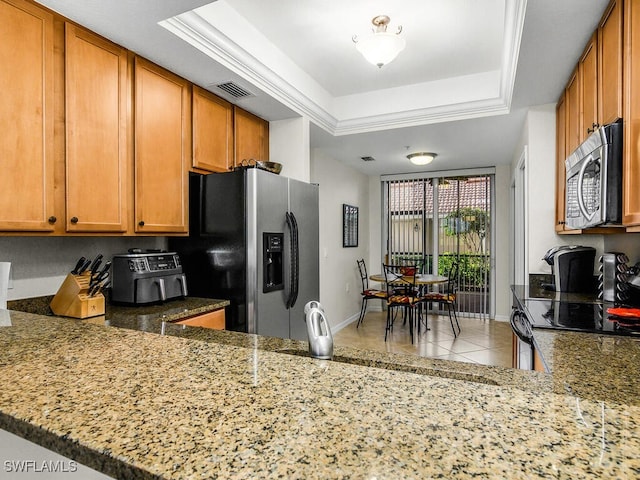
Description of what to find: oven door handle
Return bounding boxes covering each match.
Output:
[510,308,533,344]
[576,154,597,223]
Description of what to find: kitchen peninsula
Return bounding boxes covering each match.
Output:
[0,307,639,479]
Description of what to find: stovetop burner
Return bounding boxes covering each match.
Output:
[522,299,640,336]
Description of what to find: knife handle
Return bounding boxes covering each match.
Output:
[71,256,86,275]
[89,254,104,275]
[77,258,92,275]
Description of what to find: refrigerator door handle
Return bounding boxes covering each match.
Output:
[290,211,300,307]
[285,212,295,309]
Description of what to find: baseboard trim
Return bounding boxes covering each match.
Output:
[333,307,509,332]
[331,312,360,334]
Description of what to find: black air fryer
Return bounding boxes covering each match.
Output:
[542,246,596,293]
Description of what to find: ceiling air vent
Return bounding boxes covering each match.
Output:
[213,81,255,99]
[361,156,376,162]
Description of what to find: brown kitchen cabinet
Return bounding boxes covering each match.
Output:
[234,106,269,166]
[624,0,640,228]
[556,71,585,234]
[565,67,581,156]
[174,308,225,330]
[579,33,599,142]
[134,57,190,234]
[533,349,545,372]
[192,86,234,173]
[64,23,129,233]
[555,0,625,233]
[599,0,624,125]
[555,93,571,233]
[0,0,56,232]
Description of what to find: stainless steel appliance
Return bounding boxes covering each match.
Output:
[519,297,640,337]
[510,307,534,370]
[111,252,187,305]
[564,121,622,229]
[169,169,319,340]
[542,245,596,293]
[598,252,630,302]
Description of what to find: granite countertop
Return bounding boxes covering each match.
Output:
[1,306,640,478]
[7,294,230,330]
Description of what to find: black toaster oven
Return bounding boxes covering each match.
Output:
[111,252,188,305]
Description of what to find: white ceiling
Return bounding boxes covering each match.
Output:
[35,0,610,176]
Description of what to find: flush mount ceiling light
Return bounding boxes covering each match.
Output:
[352,15,406,68]
[407,152,437,165]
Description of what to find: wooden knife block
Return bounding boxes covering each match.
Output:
[50,273,105,319]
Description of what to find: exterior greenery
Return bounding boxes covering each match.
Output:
[443,207,488,253]
[389,253,489,289]
[438,253,489,290]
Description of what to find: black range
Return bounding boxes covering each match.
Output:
[520,298,640,337]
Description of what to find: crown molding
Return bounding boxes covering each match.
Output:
[161,0,526,137]
[160,13,339,133]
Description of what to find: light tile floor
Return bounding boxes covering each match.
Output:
[333,310,514,368]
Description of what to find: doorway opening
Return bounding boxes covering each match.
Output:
[383,174,493,318]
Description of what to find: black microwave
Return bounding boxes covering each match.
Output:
[564,121,622,230]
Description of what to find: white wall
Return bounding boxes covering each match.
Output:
[269,117,310,182]
[604,233,640,264]
[310,149,370,331]
[494,164,512,320]
[0,237,165,300]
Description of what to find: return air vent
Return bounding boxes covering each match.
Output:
[361,156,376,162]
[213,81,255,99]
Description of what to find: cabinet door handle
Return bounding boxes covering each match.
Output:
[138,220,145,227]
[70,216,78,224]
[48,216,57,224]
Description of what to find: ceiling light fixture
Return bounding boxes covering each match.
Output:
[352,15,406,68]
[407,152,437,165]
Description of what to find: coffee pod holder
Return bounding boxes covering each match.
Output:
[50,273,105,319]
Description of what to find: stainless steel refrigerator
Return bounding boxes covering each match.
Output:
[169,169,319,340]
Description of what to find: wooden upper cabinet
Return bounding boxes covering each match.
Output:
[134,57,190,234]
[0,0,55,231]
[565,67,581,155]
[65,23,129,232]
[623,0,640,227]
[599,0,624,125]
[579,33,599,142]
[234,106,269,166]
[192,86,233,173]
[555,93,568,233]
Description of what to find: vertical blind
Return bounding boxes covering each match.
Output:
[384,175,492,318]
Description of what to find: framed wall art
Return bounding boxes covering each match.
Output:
[342,204,358,248]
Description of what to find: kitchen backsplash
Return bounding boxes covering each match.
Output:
[0,237,167,300]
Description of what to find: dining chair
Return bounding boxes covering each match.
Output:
[383,263,421,343]
[422,261,461,337]
[356,259,387,328]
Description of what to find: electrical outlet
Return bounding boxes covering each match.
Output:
[345,283,350,292]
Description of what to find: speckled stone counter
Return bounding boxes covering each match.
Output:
[533,329,640,406]
[1,309,639,479]
[7,294,230,329]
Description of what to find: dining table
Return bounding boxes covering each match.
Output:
[369,272,448,334]
[369,273,448,285]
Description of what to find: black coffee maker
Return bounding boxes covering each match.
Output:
[542,245,596,293]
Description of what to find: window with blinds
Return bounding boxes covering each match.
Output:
[384,175,492,318]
